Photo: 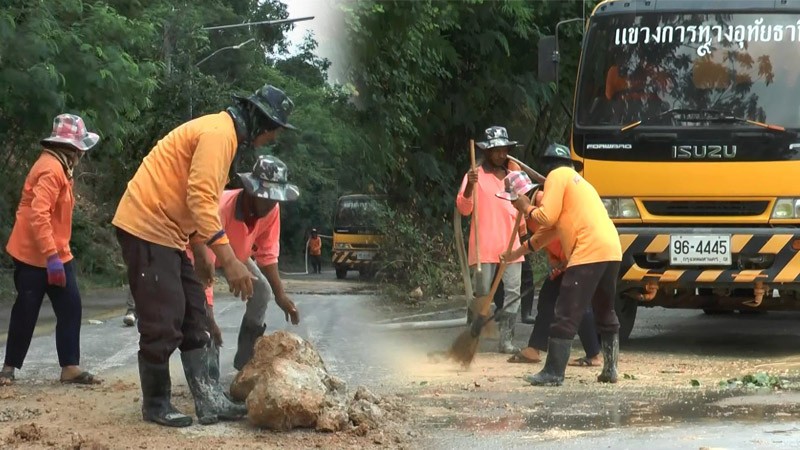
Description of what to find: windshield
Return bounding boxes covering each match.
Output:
[334,198,380,231]
[576,13,800,128]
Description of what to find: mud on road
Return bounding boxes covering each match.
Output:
[2,274,800,449]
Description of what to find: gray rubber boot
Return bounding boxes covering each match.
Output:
[233,321,266,371]
[181,347,248,425]
[523,338,572,386]
[596,333,619,383]
[497,311,520,354]
[137,353,192,427]
[208,340,221,384]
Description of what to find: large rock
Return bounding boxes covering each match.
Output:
[230,330,326,402]
[245,359,327,430]
[232,330,403,433]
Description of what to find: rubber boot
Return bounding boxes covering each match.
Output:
[596,333,619,383]
[137,353,192,427]
[524,338,572,386]
[233,321,267,371]
[181,347,248,425]
[208,340,221,384]
[497,311,520,354]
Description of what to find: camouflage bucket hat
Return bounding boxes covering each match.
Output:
[40,114,100,152]
[234,84,298,131]
[476,126,519,151]
[238,155,300,202]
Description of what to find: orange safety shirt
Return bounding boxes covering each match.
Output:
[6,152,75,267]
[112,112,238,250]
[308,236,322,256]
[188,189,281,306]
[456,163,525,266]
[529,166,621,267]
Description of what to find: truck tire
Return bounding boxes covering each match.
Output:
[335,267,347,279]
[615,291,638,343]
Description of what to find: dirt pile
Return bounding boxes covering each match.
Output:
[230,330,408,433]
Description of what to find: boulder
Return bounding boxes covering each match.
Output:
[245,359,327,430]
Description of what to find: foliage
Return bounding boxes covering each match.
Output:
[373,205,460,299]
[720,372,786,389]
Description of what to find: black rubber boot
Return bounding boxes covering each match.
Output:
[181,347,248,425]
[524,338,571,386]
[497,311,520,354]
[233,321,267,371]
[137,353,192,427]
[596,333,619,383]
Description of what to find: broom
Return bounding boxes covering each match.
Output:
[447,209,524,368]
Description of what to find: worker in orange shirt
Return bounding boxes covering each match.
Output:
[307,229,322,274]
[498,174,601,367]
[113,84,297,427]
[190,155,300,383]
[1,114,101,387]
[502,143,622,387]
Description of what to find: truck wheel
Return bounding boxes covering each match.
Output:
[615,291,638,343]
[335,267,347,279]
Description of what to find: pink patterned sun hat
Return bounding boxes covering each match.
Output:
[495,171,538,201]
[40,114,100,152]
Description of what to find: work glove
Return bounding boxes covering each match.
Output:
[46,254,66,287]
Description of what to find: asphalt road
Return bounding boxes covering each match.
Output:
[9,291,800,449]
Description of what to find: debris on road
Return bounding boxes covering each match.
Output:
[230,331,408,433]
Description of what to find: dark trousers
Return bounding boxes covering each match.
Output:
[310,255,322,273]
[528,274,601,357]
[3,259,82,368]
[116,228,210,364]
[551,261,621,339]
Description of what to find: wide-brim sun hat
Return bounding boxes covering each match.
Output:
[476,125,520,150]
[237,154,300,202]
[40,113,100,152]
[495,171,539,201]
[233,84,298,131]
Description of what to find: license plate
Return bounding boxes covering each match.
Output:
[670,235,731,266]
[356,251,374,260]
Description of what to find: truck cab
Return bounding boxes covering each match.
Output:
[331,194,384,279]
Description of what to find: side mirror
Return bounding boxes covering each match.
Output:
[537,35,557,84]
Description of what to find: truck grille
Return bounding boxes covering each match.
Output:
[642,201,769,217]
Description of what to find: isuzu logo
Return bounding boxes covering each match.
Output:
[672,145,737,159]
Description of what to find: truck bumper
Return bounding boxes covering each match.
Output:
[618,227,800,287]
[332,250,378,268]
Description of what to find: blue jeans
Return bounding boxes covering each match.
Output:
[3,259,82,368]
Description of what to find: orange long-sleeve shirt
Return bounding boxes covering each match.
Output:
[529,166,621,267]
[112,112,238,250]
[6,152,75,267]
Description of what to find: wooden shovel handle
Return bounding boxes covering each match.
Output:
[477,210,524,316]
[470,139,480,274]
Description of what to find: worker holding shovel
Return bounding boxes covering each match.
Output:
[456,126,526,354]
[501,143,622,386]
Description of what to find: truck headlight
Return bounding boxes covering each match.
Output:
[602,198,640,219]
[771,198,800,218]
[334,243,352,250]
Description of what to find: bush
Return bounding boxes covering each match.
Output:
[373,206,460,301]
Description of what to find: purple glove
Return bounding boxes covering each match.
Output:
[46,254,66,287]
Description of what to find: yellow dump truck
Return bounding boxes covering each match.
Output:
[540,0,800,340]
[331,194,383,279]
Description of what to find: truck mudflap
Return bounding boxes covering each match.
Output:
[617,227,800,285]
